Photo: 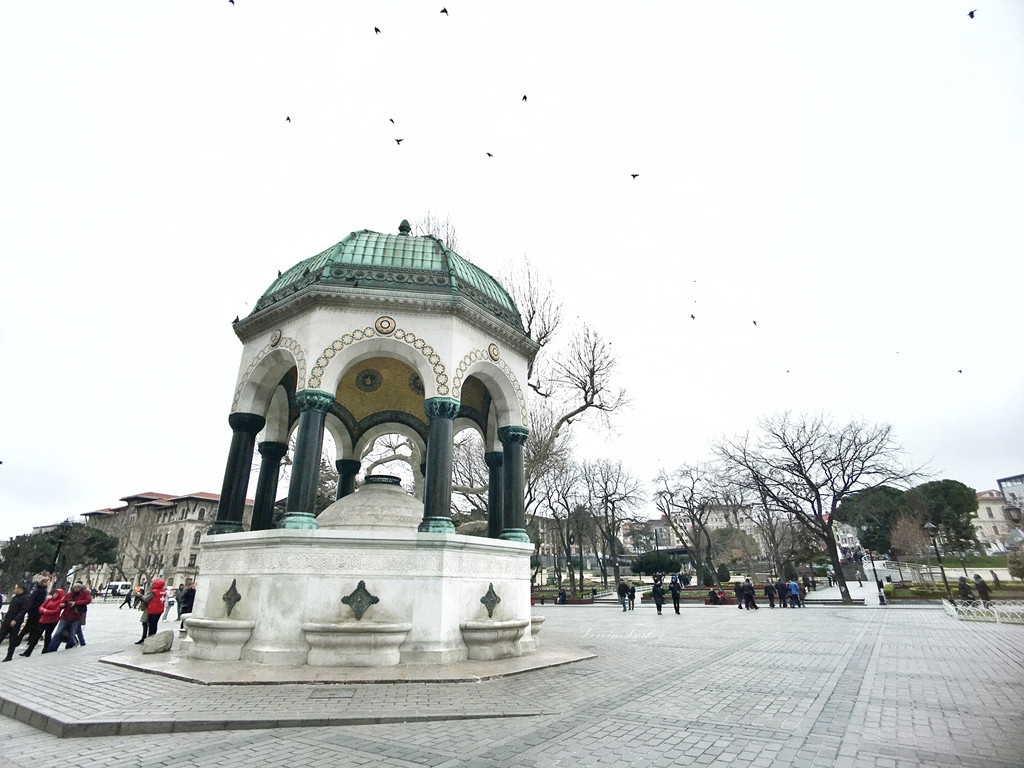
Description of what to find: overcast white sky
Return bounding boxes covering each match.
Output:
[2,2,1022,541]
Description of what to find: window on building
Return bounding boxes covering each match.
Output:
[189,554,197,567]
[177,528,185,544]
[988,509,994,518]
[198,507,206,521]
[172,553,179,567]
[193,531,202,545]
[163,533,168,546]
[994,526,999,535]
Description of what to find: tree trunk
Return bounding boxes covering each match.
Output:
[823,527,852,604]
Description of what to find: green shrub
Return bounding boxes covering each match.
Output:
[716,563,731,583]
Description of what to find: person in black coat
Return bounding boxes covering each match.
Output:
[763,581,777,608]
[178,581,196,629]
[1,584,30,662]
[733,581,743,609]
[957,576,974,601]
[741,578,759,610]
[652,577,666,615]
[973,574,991,604]
[669,575,682,614]
[10,575,50,659]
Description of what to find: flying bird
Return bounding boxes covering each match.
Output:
[285,116,291,123]
[229,0,234,4]
[690,314,695,320]
[389,118,395,124]
[395,138,404,145]
[277,269,282,277]
[374,26,381,34]
[486,152,493,157]
[522,95,527,102]
[958,369,963,373]
[441,7,448,14]
[752,320,758,326]
[631,174,638,179]
[968,9,976,18]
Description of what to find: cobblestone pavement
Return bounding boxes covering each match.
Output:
[1,600,1022,768]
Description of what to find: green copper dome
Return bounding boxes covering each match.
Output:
[251,221,523,331]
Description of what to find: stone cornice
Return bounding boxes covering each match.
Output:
[234,285,540,361]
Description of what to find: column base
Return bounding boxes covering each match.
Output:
[499,528,531,543]
[207,521,244,535]
[417,517,456,534]
[277,512,319,530]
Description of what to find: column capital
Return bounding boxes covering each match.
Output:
[335,459,361,474]
[228,412,266,433]
[423,397,461,420]
[484,451,504,469]
[295,389,335,413]
[498,425,530,445]
[258,441,288,461]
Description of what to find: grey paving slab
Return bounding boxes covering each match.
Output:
[1,601,1023,767]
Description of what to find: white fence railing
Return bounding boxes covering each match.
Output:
[942,599,1024,624]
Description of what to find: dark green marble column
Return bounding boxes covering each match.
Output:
[251,441,288,531]
[278,389,334,530]
[210,412,266,535]
[418,397,460,533]
[498,426,530,542]
[335,459,361,499]
[485,451,504,538]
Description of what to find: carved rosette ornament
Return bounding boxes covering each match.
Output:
[341,580,380,621]
[423,397,461,421]
[488,343,500,361]
[497,425,530,446]
[295,389,335,414]
[480,583,501,618]
[223,579,242,617]
[374,316,396,335]
[269,329,283,347]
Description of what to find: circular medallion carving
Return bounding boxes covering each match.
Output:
[375,316,396,335]
[355,369,382,393]
[269,329,282,347]
[488,343,500,361]
[409,373,425,395]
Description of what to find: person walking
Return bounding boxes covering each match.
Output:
[652,577,666,615]
[627,583,636,611]
[973,574,991,606]
[136,578,167,645]
[776,578,788,608]
[989,570,1001,590]
[763,580,776,608]
[733,581,743,610]
[617,580,628,612]
[669,575,682,614]
[43,582,92,653]
[1,584,29,662]
[788,579,801,608]
[35,588,63,653]
[956,575,974,601]
[741,578,759,610]
[12,575,50,659]
[119,586,134,609]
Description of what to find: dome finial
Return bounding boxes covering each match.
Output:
[398,219,411,236]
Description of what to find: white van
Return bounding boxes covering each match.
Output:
[105,581,132,597]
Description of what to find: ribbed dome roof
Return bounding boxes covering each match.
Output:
[251,221,523,331]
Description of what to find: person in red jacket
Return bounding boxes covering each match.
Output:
[43,582,92,653]
[23,583,60,656]
[136,578,166,645]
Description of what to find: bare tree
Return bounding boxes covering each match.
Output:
[413,211,463,254]
[535,459,587,596]
[889,513,930,581]
[451,429,488,515]
[582,459,644,585]
[716,412,921,605]
[653,464,720,586]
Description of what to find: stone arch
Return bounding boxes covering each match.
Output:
[233,342,306,415]
[451,353,528,428]
[353,421,427,465]
[306,324,449,398]
[454,417,485,443]
[325,412,354,461]
[263,385,292,444]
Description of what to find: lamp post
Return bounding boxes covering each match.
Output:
[923,522,952,601]
[50,519,73,586]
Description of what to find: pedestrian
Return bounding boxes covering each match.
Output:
[13,574,50,658]
[973,574,991,605]
[136,578,166,644]
[776,578,788,608]
[741,578,759,610]
[627,584,636,611]
[957,576,974,601]
[989,570,1001,590]
[788,579,801,608]
[707,588,721,605]
[43,581,92,653]
[617,579,628,612]
[764,580,776,608]
[802,574,811,593]
[119,586,134,609]
[36,588,64,653]
[733,580,743,610]
[669,575,682,614]
[1,583,29,662]
[652,577,665,615]
[164,585,179,621]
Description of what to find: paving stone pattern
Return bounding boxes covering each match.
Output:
[0,600,1022,767]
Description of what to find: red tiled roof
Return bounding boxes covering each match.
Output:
[120,492,175,502]
[168,492,223,501]
[83,508,117,517]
